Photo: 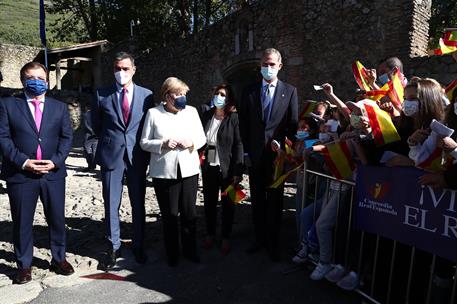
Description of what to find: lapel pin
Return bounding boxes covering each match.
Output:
[282,94,285,97]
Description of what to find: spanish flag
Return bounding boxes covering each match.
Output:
[273,152,286,181]
[364,88,389,101]
[222,184,247,203]
[417,148,452,172]
[445,79,457,101]
[270,163,303,188]
[386,68,404,109]
[363,101,401,146]
[300,100,317,119]
[321,141,355,180]
[352,61,371,91]
[433,29,457,55]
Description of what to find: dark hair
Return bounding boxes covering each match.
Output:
[20,62,48,81]
[114,52,135,66]
[406,78,445,129]
[213,83,236,114]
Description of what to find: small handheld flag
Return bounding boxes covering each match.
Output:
[222,184,247,203]
[433,29,457,55]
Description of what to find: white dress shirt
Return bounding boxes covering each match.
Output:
[206,116,222,166]
[115,82,134,107]
[25,92,45,118]
[262,78,278,102]
[140,103,206,179]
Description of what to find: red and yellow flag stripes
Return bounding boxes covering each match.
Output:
[445,79,457,101]
[221,184,247,203]
[363,101,401,146]
[386,68,404,109]
[433,29,457,55]
[300,100,317,119]
[321,141,355,180]
[352,61,372,91]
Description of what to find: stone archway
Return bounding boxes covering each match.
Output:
[223,58,261,109]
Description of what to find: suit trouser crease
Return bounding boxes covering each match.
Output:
[154,171,198,260]
[8,178,66,269]
[202,165,235,239]
[101,159,146,251]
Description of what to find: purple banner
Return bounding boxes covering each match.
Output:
[355,165,457,262]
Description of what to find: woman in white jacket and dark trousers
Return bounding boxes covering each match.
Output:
[140,77,206,266]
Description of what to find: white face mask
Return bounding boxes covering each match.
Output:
[454,102,457,115]
[402,100,419,117]
[114,70,131,86]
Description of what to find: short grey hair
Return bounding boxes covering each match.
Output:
[114,51,135,66]
[262,48,282,63]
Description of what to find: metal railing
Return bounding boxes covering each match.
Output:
[298,161,457,304]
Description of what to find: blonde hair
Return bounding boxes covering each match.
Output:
[160,77,190,100]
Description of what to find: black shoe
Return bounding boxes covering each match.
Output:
[104,249,121,270]
[246,243,263,254]
[133,249,148,264]
[14,268,32,284]
[50,259,75,275]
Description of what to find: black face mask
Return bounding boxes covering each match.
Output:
[174,96,187,109]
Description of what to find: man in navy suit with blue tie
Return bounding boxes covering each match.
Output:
[92,52,153,269]
[0,62,74,283]
[239,48,298,261]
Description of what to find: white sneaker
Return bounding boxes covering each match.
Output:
[310,263,332,280]
[337,271,359,290]
[325,264,345,283]
[292,243,308,264]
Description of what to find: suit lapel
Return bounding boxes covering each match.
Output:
[267,80,286,128]
[40,98,51,135]
[252,84,263,122]
[111,86,125,128]
[126,84,142,132]
[16,95,39,134]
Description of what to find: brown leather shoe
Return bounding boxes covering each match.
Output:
[14,268,32,284]
[50,260,75,276]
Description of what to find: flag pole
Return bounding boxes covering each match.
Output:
[39,0,48,68]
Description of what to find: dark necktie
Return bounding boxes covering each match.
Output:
[263,84,272,122]
[122,88,130,124]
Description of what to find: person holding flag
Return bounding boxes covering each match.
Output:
[199,84,244,254]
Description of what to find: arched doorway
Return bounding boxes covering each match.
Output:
[223,59,261,109]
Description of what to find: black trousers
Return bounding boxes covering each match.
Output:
[154,168,198,261]
[249,151,284,254]
[202,165,235,239]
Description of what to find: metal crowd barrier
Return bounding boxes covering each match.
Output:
[298,161,457,304]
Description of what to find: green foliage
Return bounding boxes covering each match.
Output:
[0,0,73,47]
[428,0,457,49]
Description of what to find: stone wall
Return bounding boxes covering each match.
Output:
[100,0,435,105]
[0,43,69,90]
[0,44,41,88]
[407,54,457,87]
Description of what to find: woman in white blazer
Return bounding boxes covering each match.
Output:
[140,77,206,266]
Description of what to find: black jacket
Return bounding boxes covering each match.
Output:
[238,80,298,168]
[200,108,244,179]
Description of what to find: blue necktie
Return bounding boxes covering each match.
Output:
[263,84,272,122]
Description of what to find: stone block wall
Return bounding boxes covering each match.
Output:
[0,44,41,88]
[99,0,436,106]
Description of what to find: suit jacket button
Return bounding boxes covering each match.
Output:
[38,138,42,142]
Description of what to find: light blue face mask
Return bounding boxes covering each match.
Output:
[295,130,309,140]
[212,94,226,109]
[402,99,419,117]
[260,66,278,81]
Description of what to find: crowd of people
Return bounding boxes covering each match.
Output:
[0,46,456,304]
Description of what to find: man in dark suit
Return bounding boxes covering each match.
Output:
[239,48,298,261]
[92,52,153,269]
[0,62,74,283]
